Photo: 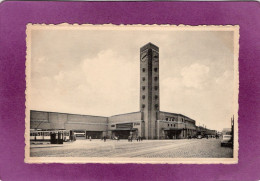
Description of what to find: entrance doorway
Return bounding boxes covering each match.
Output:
[112,130,137,139]
[112,130,130,139]
[85,131,103,139]
[165,130,181,139]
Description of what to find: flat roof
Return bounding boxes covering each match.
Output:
[30,110,108,118]
[109,111,141,117]
[159,111,195,122]
[140,42,159,52]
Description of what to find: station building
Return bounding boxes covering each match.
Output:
[30,43,213,139]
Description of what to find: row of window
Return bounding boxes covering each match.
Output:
[142,86,158,91]
[142,95,158,100]
[166,117,176,121]
[141,104,159,109]
[30,132,50,136]
[165,117,186,122]
[168,124,176,127]
[142,77,158,81]
[142,68,158,72]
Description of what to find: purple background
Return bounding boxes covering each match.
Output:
[0,1,259,180]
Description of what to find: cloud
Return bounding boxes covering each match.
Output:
[181,63,210,89]
[30,29,235,131]
[216,71,232,84]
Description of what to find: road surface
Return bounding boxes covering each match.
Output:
[30,139,233,158]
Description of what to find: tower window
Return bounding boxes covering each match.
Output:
[142,68,145,72]
[154,86,158,90]
[155,104,159,109]
[142,77,145,81]
[142,86,145,91]
[142,104,145,108]
[154,68,158,72]
[154,95,158,99]
[154,77,158,81]
[142,95,145,99]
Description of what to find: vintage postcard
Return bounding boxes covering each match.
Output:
[25,24,239,164]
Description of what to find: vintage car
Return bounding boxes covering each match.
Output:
[221,135,232,146]
[197,135,202,139]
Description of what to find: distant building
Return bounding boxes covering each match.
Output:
[222,128,232,135]
[30,43,215,139]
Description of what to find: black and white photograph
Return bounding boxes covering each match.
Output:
[25,24,239,163]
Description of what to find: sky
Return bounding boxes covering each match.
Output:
[30,27,236,131]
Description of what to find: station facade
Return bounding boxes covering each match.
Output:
[30,43,215,139]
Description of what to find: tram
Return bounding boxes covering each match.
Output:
[30,129,71,142]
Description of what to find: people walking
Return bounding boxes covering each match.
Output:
[89,136,92,141]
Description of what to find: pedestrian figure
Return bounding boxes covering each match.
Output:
[89,136,92,141]
[117,136,119,141]
[104,136,106,142]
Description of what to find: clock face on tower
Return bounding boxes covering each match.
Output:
[153,52,159,62]
[141,52,148,62]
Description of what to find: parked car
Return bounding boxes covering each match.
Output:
[221,135,232,146]
[197,135,202,139]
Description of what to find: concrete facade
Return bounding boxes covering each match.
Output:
[140,43,160,139]
[108,112,143,139]
[30,43,216,139]
[156,111,197,139]
[30,110,144,139]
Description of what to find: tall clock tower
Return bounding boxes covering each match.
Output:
[140,43,160,139]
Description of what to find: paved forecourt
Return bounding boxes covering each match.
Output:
[30,139,233,158]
